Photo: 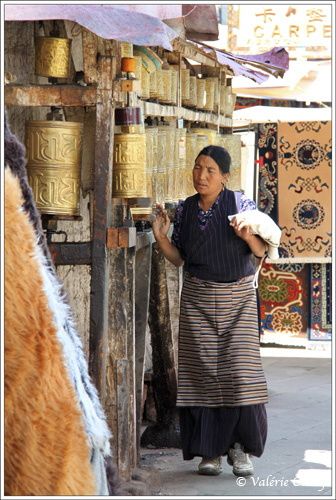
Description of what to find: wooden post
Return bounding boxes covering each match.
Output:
[141,244,181,448]
[89,54,115,401]
[135,244,152,462]
[106,247,136,480]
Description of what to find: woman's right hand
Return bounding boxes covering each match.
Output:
[152,204,171,241]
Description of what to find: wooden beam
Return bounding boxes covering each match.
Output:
[89,54,114,399]
[49,242,92,266]
[4,84,97,107]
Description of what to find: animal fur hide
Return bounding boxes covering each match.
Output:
[4,168,96,496]
[4,113,115,494]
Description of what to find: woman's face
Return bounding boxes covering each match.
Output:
[192,154,228,197]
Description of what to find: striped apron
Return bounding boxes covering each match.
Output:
[176,273,268,407]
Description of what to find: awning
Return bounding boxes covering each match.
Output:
[232,105,332,128]
[200,44,289,84]
[232,60,331,103]
[4,4,178,50]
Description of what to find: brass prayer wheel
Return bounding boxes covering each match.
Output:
[196,78,206,109]
[158,69,173,103]
[203,78,215,111]
[191,128,217,146]
[35,37,71,78]
[183,76,197,107]
[112,133,147,198]
[26,120,82,216]
[141,67,150,99]
[181,69,190,102]
[170,69,178,106]
[185,133,198,197]
[145,127,159,199]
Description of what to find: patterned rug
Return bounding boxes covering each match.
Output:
[257,123,278,222]
[259,263,310,345]
[277,121,332,261]
[309,263,332,340]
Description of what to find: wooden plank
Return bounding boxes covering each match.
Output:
[82,28,98,85]
[4,84,97,107]
[49,242,91,266]
[89,54,114,399]
[172,38,218,67]
[107,247,136,480]
[116,359,130,479]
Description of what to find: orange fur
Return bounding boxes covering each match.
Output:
[4,169,96,496]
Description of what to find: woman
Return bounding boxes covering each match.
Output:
[152,145,268,477]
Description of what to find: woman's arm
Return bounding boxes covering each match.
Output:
[229,218,267,258]
[152,205,184,267]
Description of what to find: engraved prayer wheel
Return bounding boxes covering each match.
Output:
[35,37,71,78]
[220,84,227,115]
[181,69,190,102]
[145,127,158,198]
[141,67,150,99]
[170,69,178,105]
[157,127,168,204]
[185,133,198,197]
[112,133,147,198]
[191,128,217,146]
[26,120,82,216]
[176,128,187,200]
[196,78,206,109]
[203,78,215,111]
[183,76,197,107]
[158,69,173,103]
[164,127,176,202]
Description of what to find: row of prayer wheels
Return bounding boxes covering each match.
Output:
[25,115,241,216]
[33,36,236,116]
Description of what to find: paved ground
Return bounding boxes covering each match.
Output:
[140,348,333,497]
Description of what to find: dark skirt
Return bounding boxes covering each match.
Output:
[179,403,267,460]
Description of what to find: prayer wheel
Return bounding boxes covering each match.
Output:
[170,69,178,106]
[35,37,71,78]
[158,69,173,103]
[176,128,187,200]
[145,127,158,199]
[196,78,206,109]
[157,127,167,204]
[181,69,190,102]
[191,128,217,146]
[203,78,215,111]
[112,133,147,198]
[164,126,176,202]
[185,133,198,197]
[183,76,197,107]
[26,120,82,216]
[141,67,150,99]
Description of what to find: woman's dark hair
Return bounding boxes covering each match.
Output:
[196,145,231,174]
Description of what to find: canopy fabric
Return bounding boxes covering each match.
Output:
[4,4,178,50]
[232,60,331,103]
[232,105,332,127]
[201,44,289,84]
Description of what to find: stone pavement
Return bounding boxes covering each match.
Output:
[140,348,333,498]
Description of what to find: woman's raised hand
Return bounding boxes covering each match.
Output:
[152,204,171,241]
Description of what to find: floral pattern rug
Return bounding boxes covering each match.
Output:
[259,263,310,345]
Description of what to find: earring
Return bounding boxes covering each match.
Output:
[221,182,225,191]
